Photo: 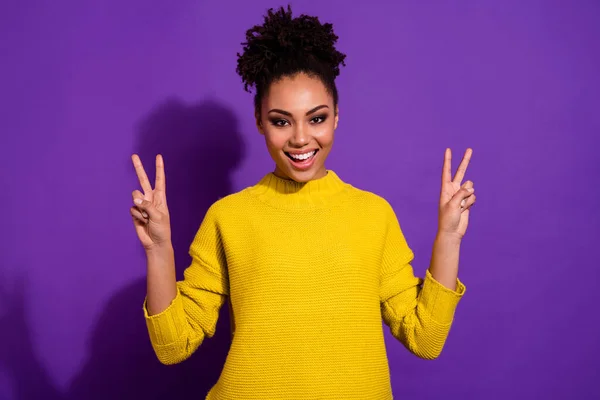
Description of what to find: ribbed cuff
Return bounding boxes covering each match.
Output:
[418,270,466,325]
[143,289,188,346]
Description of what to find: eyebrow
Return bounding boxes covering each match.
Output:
[268,105,329,117]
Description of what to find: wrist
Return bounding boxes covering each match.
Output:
[435,231,462,247]
[145,242,174,259]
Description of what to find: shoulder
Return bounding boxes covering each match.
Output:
[200,186,258,224]
[345,184,396,217]
[204,188,249,214]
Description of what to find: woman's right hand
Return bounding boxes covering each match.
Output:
[130,154,172,251]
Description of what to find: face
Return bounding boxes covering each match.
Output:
[256,73,338,183]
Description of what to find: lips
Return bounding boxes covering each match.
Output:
[284,149,319,170]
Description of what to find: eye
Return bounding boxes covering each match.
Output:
[310,115,327,124]
[270,119,290,127]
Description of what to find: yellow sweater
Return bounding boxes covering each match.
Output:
[144,170,465,399]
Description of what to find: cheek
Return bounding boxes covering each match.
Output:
[264,130,287,152]
[312,123,335,147]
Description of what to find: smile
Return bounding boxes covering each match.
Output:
[284,150,319,170]
[286,150,317,161]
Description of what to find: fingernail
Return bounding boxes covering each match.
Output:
[134,198,142,205]
[468,188,474,192]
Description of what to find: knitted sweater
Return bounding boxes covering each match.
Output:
[143,170,466,399]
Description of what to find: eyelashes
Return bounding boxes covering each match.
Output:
[269,114,328,127]
[311,115,327,124]
[270,119,288,127]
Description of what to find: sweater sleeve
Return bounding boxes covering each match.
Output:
[379,204,465,360]
[143,204,229,365]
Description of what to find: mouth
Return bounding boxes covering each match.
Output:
[284,149,319,170]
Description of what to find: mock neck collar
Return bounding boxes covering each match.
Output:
[246,170,351,209]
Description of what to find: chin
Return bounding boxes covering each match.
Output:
[276,161,325,183]
[288,170,317,183]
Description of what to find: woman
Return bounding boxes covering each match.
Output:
[130,5,475,399]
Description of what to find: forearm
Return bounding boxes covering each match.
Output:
[428,233,461,291]
[145,243,178,315]
[144,243,214,365]
[382,266,464,359]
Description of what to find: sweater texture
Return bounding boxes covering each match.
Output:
[144,170,465,399]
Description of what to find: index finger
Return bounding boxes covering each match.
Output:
[452,148,472,185]
[155,154,166,192]
[131,154,153,195]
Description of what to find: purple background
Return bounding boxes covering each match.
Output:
[2,1,599,399]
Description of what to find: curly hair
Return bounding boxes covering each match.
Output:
[236,5,347,114]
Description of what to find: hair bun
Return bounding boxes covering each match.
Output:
[237,5,346,93]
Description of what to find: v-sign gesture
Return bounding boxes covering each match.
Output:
[437,148,476,240]
[130,154,172,251]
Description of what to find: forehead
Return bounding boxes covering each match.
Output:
[263,73,333,112]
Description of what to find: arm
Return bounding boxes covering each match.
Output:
[381,148,475,359]
[428,234,461,291]
[130,155,229,365]
[144,205,229,365]
[380,206,465,360]
[145,244,177,315]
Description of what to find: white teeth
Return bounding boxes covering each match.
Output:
[289,150,316,160]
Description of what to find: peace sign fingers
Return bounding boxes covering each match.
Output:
[438,147,476,239]
[442,148,473,185]
[132,154,153,199]
[129,153,172,249]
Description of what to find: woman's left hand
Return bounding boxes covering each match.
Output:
[437,148,476,240]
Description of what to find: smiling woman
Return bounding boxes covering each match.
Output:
[236,6,345,182]
[259,75,337,180]
[131,4,474,400]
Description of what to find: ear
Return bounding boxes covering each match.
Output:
[334,105,339,130]
[255,111,265,135]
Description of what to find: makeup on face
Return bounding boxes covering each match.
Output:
[260,74,337,182]
[267,105,330,171]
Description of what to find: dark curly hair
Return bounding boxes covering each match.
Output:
[236,5,346,115]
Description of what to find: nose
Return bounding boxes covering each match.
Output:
[289,123,309,147]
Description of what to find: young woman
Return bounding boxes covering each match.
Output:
[130,6,475,399]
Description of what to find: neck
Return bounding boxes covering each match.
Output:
[273,165,328,183]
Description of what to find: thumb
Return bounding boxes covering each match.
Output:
[134,198,159,220]
[451,187,475,209]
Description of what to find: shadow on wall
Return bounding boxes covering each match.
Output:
[0,98,245,399]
